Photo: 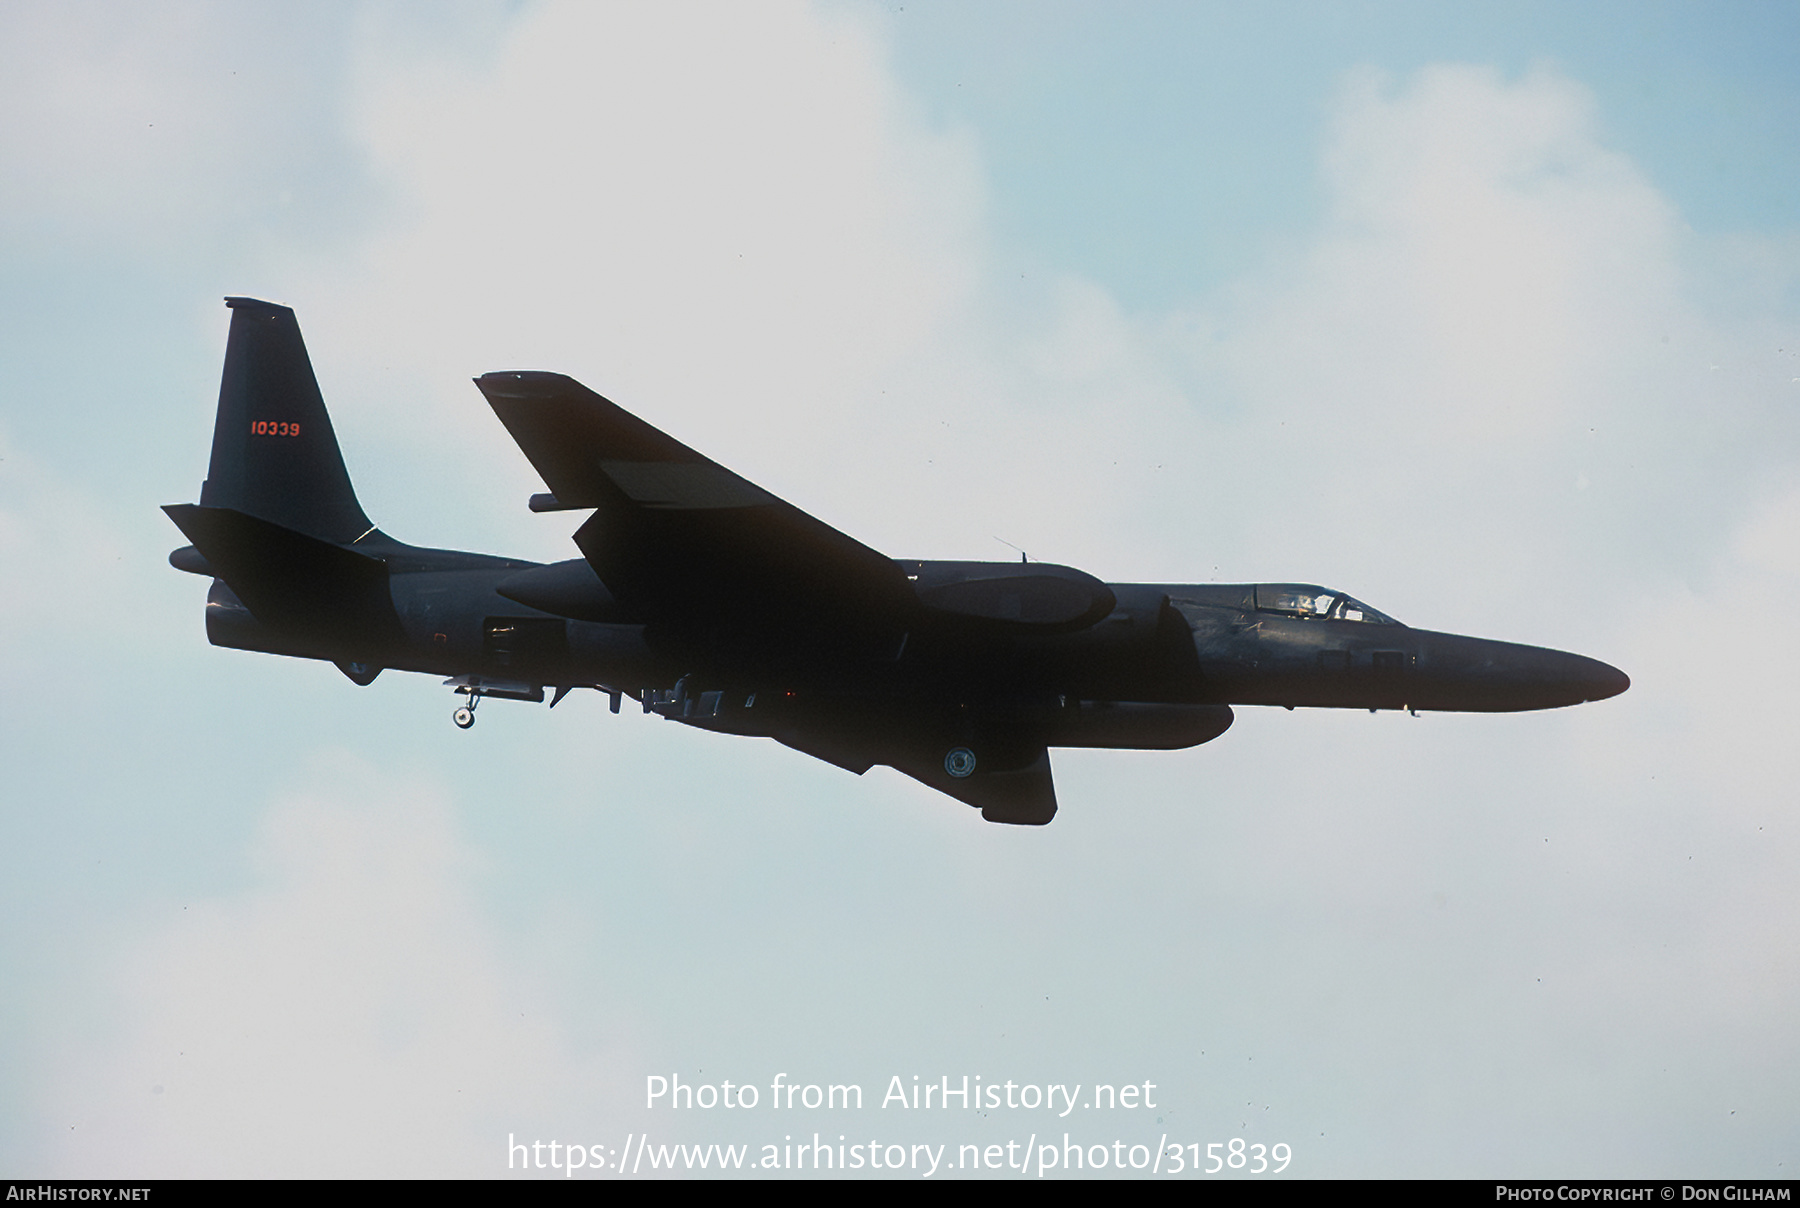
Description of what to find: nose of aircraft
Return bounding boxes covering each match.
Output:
[1535,648,1630,708]
[1413,634,1630,711]
[1578,657,1631,703]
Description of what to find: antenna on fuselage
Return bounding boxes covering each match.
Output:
[994,536,1029,563]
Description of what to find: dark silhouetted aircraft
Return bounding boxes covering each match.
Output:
[165,298,1629,824]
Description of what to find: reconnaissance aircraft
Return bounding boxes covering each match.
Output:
[166,298,1629,825]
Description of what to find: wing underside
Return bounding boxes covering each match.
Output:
[769,721,1057,825]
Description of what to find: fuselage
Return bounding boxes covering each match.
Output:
[193,544,1629,741]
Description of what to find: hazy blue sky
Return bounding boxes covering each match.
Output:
[2,1,1796,1178]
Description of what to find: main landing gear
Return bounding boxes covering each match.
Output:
[441,676,579,729]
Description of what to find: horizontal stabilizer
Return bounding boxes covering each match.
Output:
[163,504,401,645]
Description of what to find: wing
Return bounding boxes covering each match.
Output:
[475,372,914,653]
[477,372,1059,824]
[769,722,1058,826]
[883,746,1058,825]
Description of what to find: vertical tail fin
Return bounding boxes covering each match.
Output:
[198,297,373,543]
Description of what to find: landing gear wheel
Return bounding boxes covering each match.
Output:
[944,746,977,778]
[451,685,483,729]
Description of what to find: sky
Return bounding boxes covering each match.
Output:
[1,0,1797,1180]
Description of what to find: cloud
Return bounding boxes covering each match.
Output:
[0,3,378,263]
[37,755,637,1177]
[0,424,151,647]
[1588,479,1800,804]
[1316,64,1679,444]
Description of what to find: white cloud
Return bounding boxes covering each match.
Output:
[0,425,154,646]
[0,3,377,260]
[38,755,638,1177]
[1587,479,1800,802]
[1314,65,1681,444]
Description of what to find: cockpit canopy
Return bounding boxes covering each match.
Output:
[1255,584,1400,626]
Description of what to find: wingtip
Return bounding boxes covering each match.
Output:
[476,369,583,387]
[223,296,291,313]
[474,371,601,406]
